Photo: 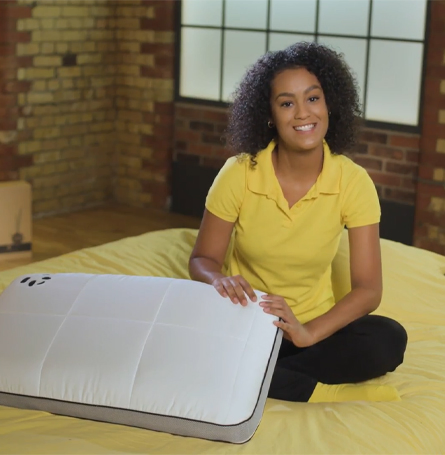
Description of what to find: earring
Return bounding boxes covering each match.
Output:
[267,121,274,128]
[328,111,331,116]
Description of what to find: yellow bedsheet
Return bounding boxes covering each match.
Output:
[0,229,444,454]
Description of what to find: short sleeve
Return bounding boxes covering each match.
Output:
[205,156,247,222]
[341,166,381,228]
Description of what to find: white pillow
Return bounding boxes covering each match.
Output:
[0,273,282,443]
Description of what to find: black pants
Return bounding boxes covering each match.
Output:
[268,315,408,402]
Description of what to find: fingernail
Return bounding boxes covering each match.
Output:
[233,298,238,303]
[252,296,257,302]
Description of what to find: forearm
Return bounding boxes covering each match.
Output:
[188,257,225,285]
[304,287,381,345]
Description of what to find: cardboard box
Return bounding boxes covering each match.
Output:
[0,181,32,261]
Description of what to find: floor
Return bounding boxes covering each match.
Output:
[0,204,201,272]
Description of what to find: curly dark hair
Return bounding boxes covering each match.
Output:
[226,41,362,165]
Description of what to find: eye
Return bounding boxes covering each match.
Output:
[308,96,319,102]
[280,101,292,107]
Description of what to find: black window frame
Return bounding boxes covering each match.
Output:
[174,0,431,134]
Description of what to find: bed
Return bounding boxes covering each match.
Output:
[0,228,444,454]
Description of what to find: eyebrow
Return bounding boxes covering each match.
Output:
[275,85,322,100]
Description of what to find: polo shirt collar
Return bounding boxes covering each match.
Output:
[247,138,340,200]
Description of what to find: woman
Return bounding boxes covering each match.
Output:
[189,42,407,403]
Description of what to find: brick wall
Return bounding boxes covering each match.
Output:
[174,103,420,206]
[14,0,117,214]
[413,0,445,255]
[114,0,175,209]
[0,0,175,215]
[0,1,33,182]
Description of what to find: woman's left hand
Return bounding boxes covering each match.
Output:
[260,294,316,347]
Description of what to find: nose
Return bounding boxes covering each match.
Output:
[294,101,310,120]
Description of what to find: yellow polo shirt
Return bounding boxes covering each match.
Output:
[205,139,381,324]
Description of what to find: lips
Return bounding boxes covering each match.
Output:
[293,123,316,132]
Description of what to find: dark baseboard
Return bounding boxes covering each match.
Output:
[171,161,414,245]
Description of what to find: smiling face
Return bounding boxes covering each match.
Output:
[270,67,329,153]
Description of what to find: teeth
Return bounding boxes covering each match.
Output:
[295,124,315,131]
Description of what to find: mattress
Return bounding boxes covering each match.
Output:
[0,273,282,443]
[0,228,445,454]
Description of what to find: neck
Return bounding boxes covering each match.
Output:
[273,139,324,181]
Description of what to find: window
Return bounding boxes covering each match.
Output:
[177,0,429,131]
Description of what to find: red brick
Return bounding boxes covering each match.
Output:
[141,181,170,209]
[385,162,417,175]
[368,145,404,160]
[142,112,155,123]
[17,130,32,141]
[418,165,433,180]
[175,106,203,120]
[368,172,401,187]
[401,177,416,191]
[422,123,445,138]
[205,109,229,123]
[140,65,173,79]
[419,152,445,167]
[152,140,173,157]
[359,130,387,144]
[154,102,174,115]
[0,144,16,156]
[17,56,33,68]
[189,121,214,132]
[175,141,188,151]
[0,43,15,56]
[419,136,440,154]
[0,6,32,18]
[3,81,31,94]
[153,123,174,137]
[0,170,19,181]
[141,43,174,56]
[383,188,416,205]
[202,133,225,145]
[0,154,32,171]
[0,94,17,108]
[155,113,174,125]
[141,135,155,147]
[175,130,201,142]
[417,182,445,198]
[192,144,214,156]
[389,134,420,150]
[155,54,174,70]
[0,31,30,43]
[140,16,174,31]
[0,107,19,118]
[427,66,445,79]
[426,44,445,67]
[0,119,16,130]
[353,156,382,171]
[0,68,17,80]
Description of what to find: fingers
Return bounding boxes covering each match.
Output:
[238,277,257,303]
[212,281,227,298]
[212,275,256,306]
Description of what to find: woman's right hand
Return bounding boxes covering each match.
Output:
[211,275,257,306]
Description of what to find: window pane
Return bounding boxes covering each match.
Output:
[318,37,367,106]
[222,31,267,101]
[319,0,369,37]
[270,0,317,33]
[268,33,314,52]
[366,40,423,125]
[180,28,222,100]
[371,0,427,40]
[225,0,268,30]
[181,0,223,27]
